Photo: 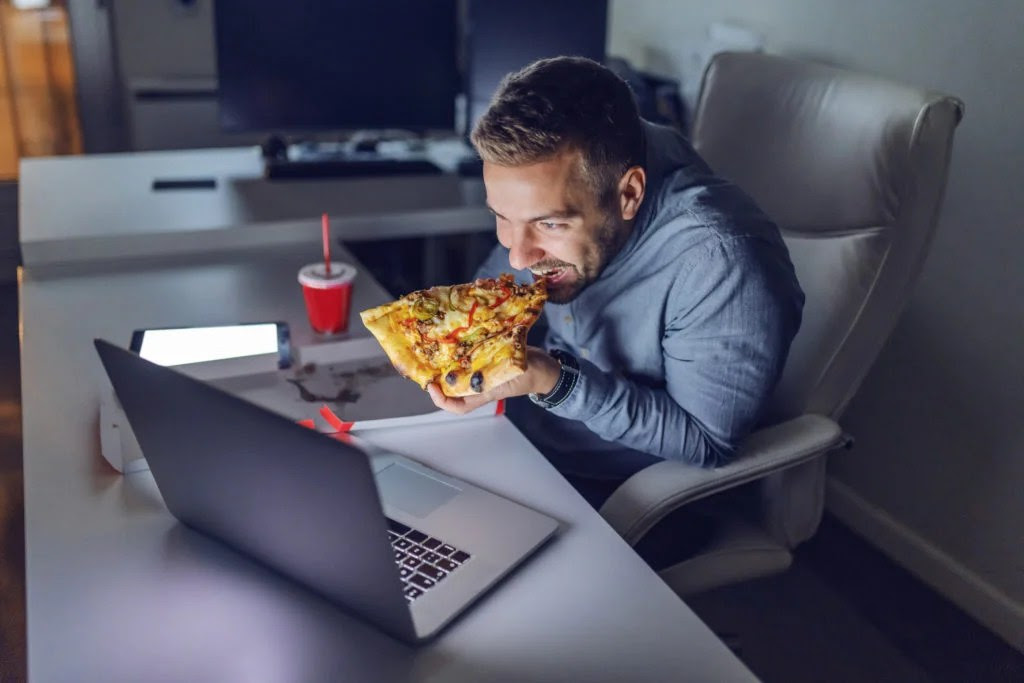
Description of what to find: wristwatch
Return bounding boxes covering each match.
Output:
[528,349,580,409]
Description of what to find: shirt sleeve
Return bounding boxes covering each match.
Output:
[548,235,802,467]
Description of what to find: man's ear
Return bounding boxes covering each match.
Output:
[618,166,646,221]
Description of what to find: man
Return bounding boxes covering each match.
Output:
[427,57,803,516]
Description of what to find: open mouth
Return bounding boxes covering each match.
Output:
[531,266,573,286]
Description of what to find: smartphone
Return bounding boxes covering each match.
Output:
[129,322,292,369]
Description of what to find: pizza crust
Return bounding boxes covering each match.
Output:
[360,310,434,388]
[443,355,524,397]
[358,300,403,324]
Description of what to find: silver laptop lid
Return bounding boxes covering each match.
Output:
[94,339,416,642]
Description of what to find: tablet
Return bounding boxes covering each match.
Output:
[129,322,292,369]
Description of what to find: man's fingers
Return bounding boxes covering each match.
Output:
[426,383,455,409]
[426,383,471,414]
[427,383,493,415]
[458,394,493,413]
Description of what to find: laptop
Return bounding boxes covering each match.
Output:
[94,339,559,643]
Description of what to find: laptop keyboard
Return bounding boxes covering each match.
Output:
[387,518,471,602]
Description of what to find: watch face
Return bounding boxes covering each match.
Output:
[527,392,550,408]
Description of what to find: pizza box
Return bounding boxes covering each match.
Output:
[98,336,503,474]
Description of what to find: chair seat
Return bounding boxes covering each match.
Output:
[658,516,792,598]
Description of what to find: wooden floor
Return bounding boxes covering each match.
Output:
[0,2,81,179]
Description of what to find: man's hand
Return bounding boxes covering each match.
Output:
[426,347,561,415]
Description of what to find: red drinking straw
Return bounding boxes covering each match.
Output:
[321,213,331,274]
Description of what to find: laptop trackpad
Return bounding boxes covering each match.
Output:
[376,464,460,518]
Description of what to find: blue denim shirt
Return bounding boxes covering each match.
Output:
[477,122,803,475]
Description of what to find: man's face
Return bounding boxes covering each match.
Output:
[483,150,629,304]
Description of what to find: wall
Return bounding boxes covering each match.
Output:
[107,0,262,151]
[110,0,215,81]
[609,0,1024,649]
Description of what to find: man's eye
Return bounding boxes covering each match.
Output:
[539,221,566,230]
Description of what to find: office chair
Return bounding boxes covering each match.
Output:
[599,51,964,596]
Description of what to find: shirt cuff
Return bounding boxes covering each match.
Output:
[546,356,609,422]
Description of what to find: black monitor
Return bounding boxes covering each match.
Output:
[464,0,608,131]
[213,0,460,134]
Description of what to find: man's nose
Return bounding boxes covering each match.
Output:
[506,226,544,271]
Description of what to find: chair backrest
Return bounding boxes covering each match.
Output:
[691,52,963,421]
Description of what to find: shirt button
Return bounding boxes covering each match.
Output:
[580,348,589,359]
[563,315,573,324]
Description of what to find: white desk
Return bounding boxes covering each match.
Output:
[18,152,757,681]
[19,144,491,268]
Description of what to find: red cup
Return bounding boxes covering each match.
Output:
[298,262,357,335]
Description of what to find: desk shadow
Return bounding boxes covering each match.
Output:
[161,524,418,681]
[158,525,533,682]
[225,174,462,225]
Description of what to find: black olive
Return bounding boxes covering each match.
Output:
[445,370,458,386]
[470,371,484,393]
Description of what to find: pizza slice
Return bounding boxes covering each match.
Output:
[359,274,547,397]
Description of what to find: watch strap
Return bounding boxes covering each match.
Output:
[529,349,579,409]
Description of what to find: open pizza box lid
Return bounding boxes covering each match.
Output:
[98,336,503,474]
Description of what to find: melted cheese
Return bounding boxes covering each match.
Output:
[385,276,544,386]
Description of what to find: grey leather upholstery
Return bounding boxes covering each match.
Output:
[601,415,844,544]
[600,51,963,596]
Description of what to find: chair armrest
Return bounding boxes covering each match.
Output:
[599,414,849,544]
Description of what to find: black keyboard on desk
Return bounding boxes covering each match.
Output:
[264,157,444,180]
[387,518,471,602]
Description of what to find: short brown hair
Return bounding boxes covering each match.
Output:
[471,57,644,208]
